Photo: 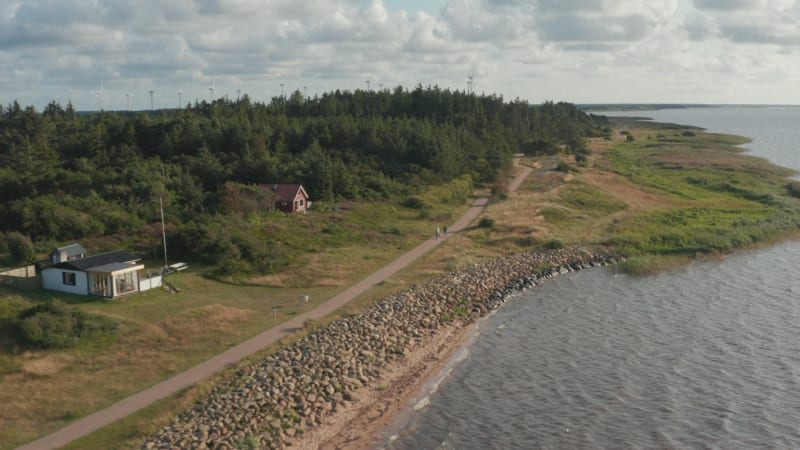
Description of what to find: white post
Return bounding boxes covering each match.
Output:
[160,196,168,269]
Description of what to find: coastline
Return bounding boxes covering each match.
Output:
[142,245,616,449]
[295,320,479,450]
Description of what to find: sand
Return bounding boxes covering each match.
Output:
[292,320,478,449]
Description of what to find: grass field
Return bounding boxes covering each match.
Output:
[0,188,471,450]
[5,118,800,449]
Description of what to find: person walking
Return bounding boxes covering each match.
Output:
[443,225,448,237]
[436,225,440,240]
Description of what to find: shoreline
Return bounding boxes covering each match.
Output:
[296,320,480,450]
[142,245,617,449]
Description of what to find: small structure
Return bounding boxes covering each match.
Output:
[264,184,309,213]
[165,262,189,274]
[51,243,87,264]
[42,249,155,298]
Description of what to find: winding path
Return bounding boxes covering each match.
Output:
[18,157,533,450]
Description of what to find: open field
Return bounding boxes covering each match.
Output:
[0,193,470,450]
[5,118,800,449]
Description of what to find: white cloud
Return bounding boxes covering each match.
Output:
[2,0,800,109]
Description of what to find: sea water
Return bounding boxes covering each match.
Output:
[387,107,800,449]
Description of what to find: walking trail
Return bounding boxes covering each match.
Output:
[18,157,533,450]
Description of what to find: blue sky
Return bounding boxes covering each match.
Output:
[2,0,800,110]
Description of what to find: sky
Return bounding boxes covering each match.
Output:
[2,0,800,111]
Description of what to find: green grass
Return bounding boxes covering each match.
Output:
[607,118,800,260]
[559,181,628,218]
[0,186,474,450]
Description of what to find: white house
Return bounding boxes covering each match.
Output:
[51,243,87,264]
[42,250,147,298]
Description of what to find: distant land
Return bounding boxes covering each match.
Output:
[580,103,799,112]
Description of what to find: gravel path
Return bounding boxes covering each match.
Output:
[16,157,531,450]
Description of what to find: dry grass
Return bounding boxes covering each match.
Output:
[7,123,799,449]
[0,200,472,449]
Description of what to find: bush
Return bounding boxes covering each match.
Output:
[556,161,573,173]
[402,196,430,210]
[478,217,494,228]
[626,134,636,142]
[543,239,564,250]
[5,231,35,264]
[15,302,117,349]
[787,181,800,198]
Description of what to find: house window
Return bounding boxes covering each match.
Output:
[299,199,305,206]
[63,272,76,286]
[115,271,137,295]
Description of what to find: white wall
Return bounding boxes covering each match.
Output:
[139,274,162,291]
[42,269,88,296]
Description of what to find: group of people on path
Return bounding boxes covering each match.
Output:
[435,225,448,240]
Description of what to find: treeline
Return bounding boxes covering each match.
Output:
[0,85,606,253]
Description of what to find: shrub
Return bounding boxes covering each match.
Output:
[478,217,494,228]
[681,131,696,137]
[15,302,117,349]
[402,196,430,210]
[626,134,636,142]
[543,239,564,250]
[5,231,34,264]
[787,181,800,198]
[556,161,573,173]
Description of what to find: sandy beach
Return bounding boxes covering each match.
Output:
[293,320,478,450]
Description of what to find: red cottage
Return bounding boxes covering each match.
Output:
[266,184,309,213]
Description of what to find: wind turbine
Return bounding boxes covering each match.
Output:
[280,83,284,100]
[467,73,474,95]
[149,89,154,110]
[209,80,216,102]
[95,80,104,111]
[177,89,183,108]
[366,78,371,91]
[236,85,241,102]
[125,90,132,111]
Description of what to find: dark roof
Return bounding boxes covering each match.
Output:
[54,243,86,257]
[265,184,308,202]
[51,250,140,271]
[89,262,144,274]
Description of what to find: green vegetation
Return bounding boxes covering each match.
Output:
[4,231,34,265]
[478,217,495,228]
[6,97,800,450]
[0,90,605,276]
[14,302,117,349]
[607,118,800,262]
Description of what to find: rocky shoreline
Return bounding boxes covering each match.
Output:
[143,245,618,450]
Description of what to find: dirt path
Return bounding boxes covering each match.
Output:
[17,157,532,450]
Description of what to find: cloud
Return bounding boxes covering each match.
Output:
[2,0,800,108]
[687,1,800,46]
[693,0,759,11]
[537,14,655,42]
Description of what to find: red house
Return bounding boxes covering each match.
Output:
[266,184,309,213]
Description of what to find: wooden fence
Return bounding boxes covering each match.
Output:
[0,265,41,290]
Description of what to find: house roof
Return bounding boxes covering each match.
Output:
[265,184,308,202]
[88,262,144,274]
[51,250,140,271]
[54,243,86,257]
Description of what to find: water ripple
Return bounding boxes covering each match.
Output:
[389,242,800,449]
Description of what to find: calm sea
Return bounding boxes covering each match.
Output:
[386,107,800,449]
